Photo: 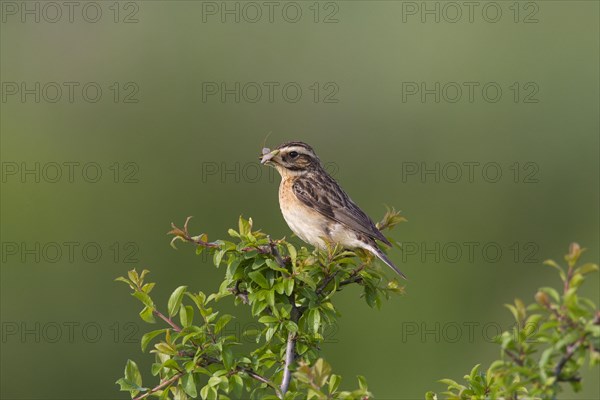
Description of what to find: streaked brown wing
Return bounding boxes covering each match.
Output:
[292,173,392,246]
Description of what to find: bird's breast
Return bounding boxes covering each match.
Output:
[279,178,329,248]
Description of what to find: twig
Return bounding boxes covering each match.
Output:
[133,372,184,400]
[316,271,338,295]
[240,367,283,398]
[228,281,249,304]
[153,309,181,332]
[504,349,524,366]
[168,217,219,249]
[170,219,290,268]
[339,264,366,287]
[554,336,586,380]
[268,236,287,268]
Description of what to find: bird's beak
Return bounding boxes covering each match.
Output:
[260,149,280,165]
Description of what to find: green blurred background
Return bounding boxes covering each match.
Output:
[1,1,598,398]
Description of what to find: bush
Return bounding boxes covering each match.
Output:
[115,212,598,399]
[427,243,599,400]
[116,210,405,399]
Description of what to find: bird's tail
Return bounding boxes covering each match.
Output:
[368,245,407,280]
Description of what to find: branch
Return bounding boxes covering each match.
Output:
[280,330,296,397]
[170,219,291,270]
[554,336,586,380]
[339,264,366,287]
[316,271,338,295]
[280,294,304,398]
[153,309,182,332]
[239,367,283,398]
[268,236,287,268]
[228,280,249,304]
[504,349,524,366]
[133,371,184,400]
[168,216,219,249]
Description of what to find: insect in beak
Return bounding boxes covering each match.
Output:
[260,148,280,165]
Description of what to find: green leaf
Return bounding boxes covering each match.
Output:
[186,292,207,311]
[115,377,145,394]
[155,342,177,356]
[180,304,194,328]
[248,271,270,289]
[124,359,143,389]
[539,347,554,380]
[213,249,227,267]
[286,243,297,266]
[328,373,341,393]
[199,384,208,400]
[182,373,198,398]
[274,280,285,295]
[115,276,133,288]
[168,286,188,317]
[238,216,251,236]
[251,299,268,316]
[265,326,277,341]
[285,321,298,333]
[539,287,560,302]
[266,289,275,308]
[141,329,166,352]
[142,282,155,293]
[425,391,437,400]
[139,306,156,323]
[284,279,294,296]
[544,259,566,280]
[127,270,140,284]
[439,378,462,390]
[228,228,240,238]
[132,291,155,309]
[578,263,599,275]
[160,359,181,372]
[208,375,222,388]
[469,364,480,380]
[505,304,520,324]
[266,258,288,272]
[230,375,243,397]
[357,375,368,391]
[259,315,279,324]
[307,309,321,334]
[222,345,234,369]
[214,314,233,334]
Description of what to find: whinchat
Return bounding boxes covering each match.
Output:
[260,141,406,279]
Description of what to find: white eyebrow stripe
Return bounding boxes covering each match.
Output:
[283,146,313,155]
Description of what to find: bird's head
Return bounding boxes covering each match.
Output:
[260,141,320,176]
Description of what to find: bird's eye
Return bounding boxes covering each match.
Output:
[289,151,299,158]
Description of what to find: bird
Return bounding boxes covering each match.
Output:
[260,141,406,279]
